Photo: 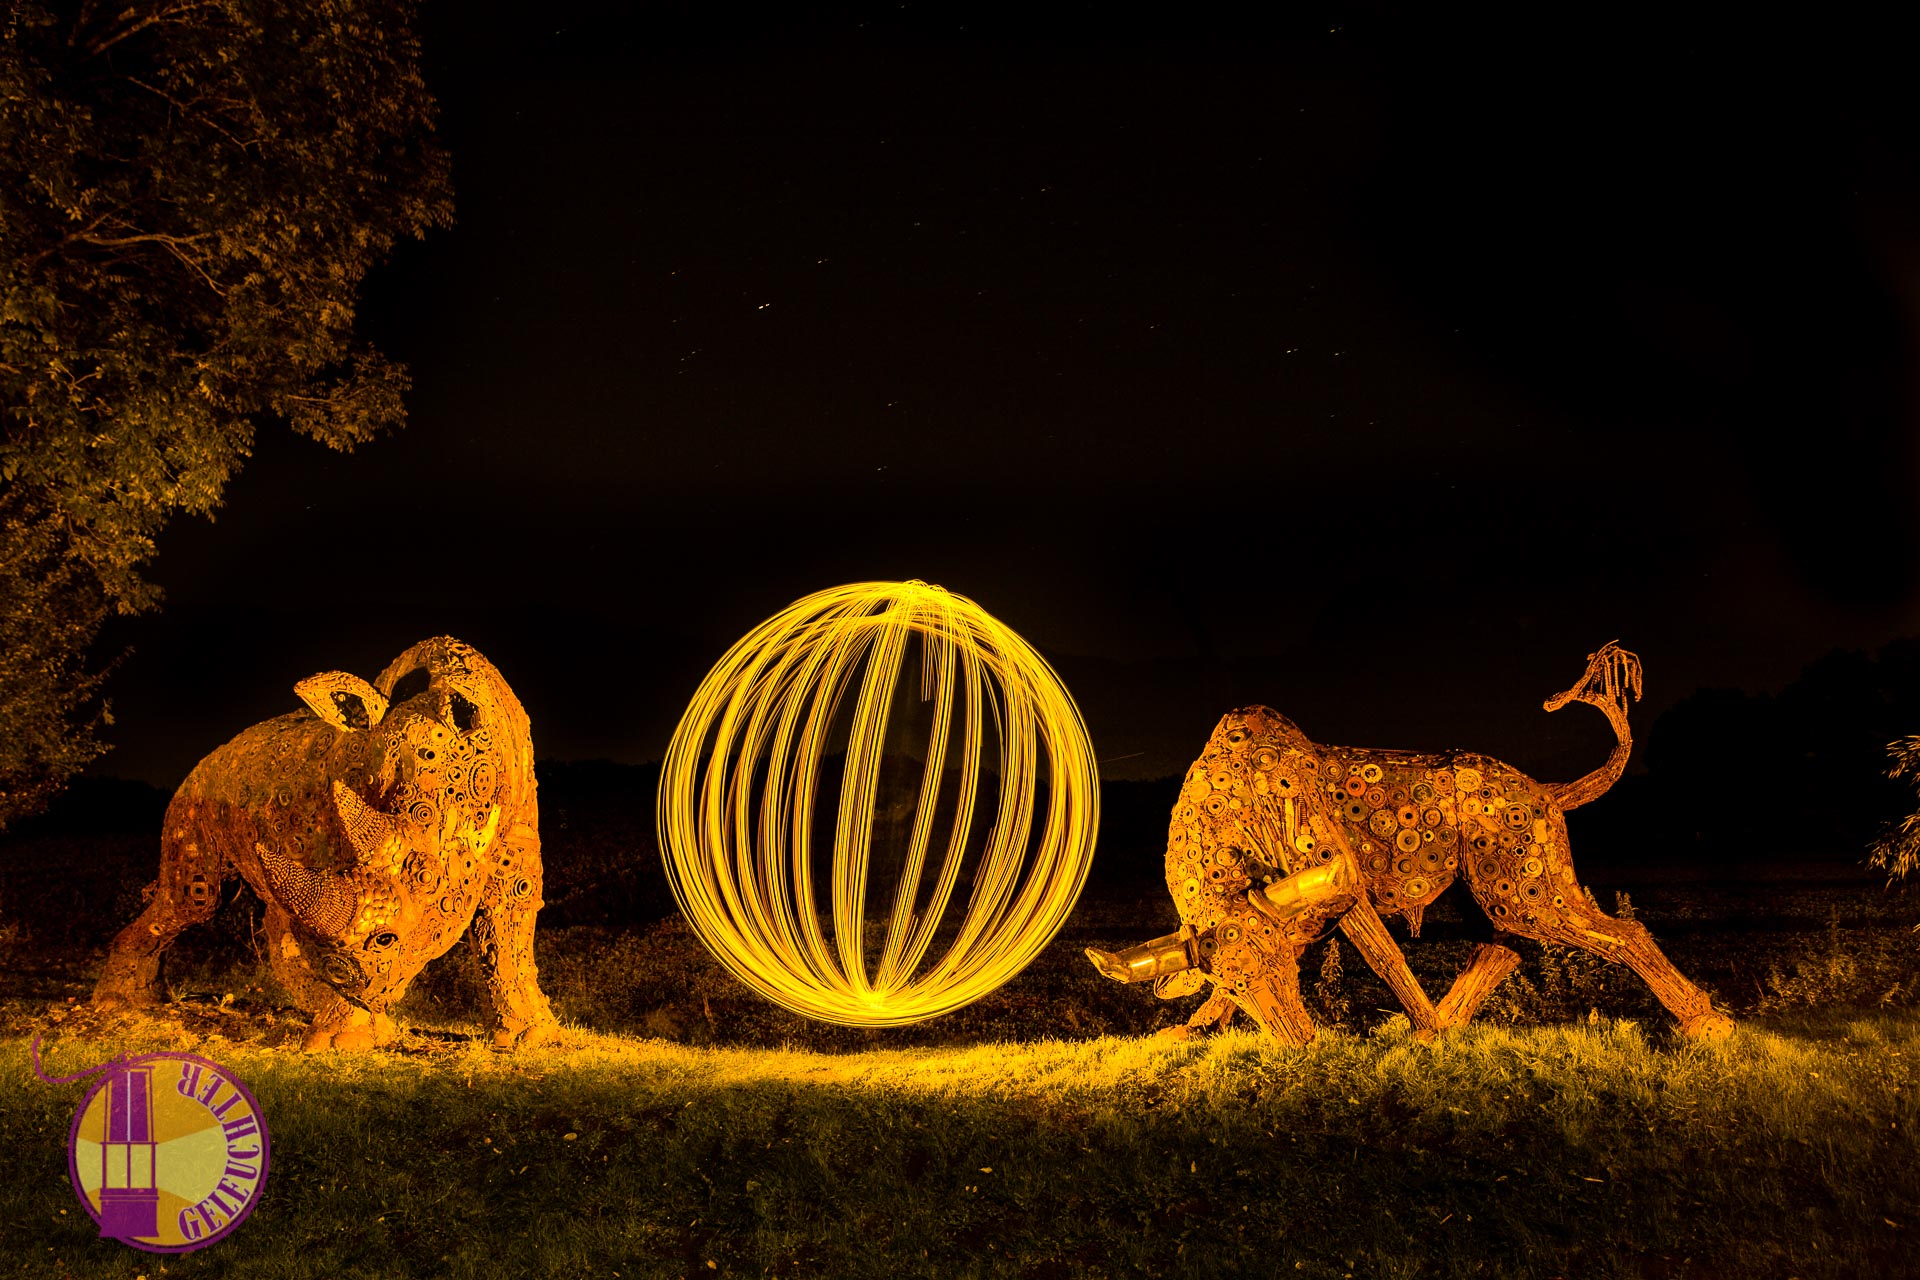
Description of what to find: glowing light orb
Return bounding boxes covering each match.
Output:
[658,580,1100,1026]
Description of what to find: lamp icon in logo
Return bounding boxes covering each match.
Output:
[58,1051,271,1252]
[96,1065,161,1238]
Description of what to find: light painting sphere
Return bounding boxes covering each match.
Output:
[657,580,1100,1026]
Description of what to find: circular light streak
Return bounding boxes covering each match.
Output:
[658,580,1100,1026]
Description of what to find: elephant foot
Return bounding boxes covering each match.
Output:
[490,1016,561,1052]
[303,1004,397,1052]
[1678,1008,1735,1041]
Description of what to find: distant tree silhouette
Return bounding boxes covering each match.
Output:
[1570,642,1920,867]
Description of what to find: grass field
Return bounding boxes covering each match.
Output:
[4,1007,1918,1279]
[4,803,1920,1277]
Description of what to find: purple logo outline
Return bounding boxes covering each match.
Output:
[63,1051,272,1253]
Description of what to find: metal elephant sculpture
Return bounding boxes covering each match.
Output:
[92,637,560,1052]
[1087,643,1735,1043]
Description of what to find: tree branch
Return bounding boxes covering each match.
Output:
[81,3,229,59]
[65,231,226,296]
[69,1,104,48]
[68,231,211,250]
[124,75,260,152]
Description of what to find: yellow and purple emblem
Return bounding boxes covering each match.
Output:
[64,1052,270,1252]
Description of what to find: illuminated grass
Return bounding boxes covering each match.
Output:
[3,1011,1917,1279]
[5,836,1916,1275]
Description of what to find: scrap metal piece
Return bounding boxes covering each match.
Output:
[1247,857,1359,925]
[1086,926,1196,984]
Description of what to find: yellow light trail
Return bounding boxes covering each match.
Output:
[657,581,1100,1026]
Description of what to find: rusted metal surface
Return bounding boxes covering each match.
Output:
[92,638,559,1052]
[1087,643,1734,1043]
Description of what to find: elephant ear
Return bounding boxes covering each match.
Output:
[295,671,390,732]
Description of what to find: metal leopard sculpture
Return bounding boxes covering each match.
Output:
[1087,643,1734,1043]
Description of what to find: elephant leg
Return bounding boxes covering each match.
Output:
[1337,895,1442,1040]
[93,831,225,1009]
[473,835,559,1051]
[1434,942,1523,1030]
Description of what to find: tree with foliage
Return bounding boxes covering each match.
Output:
[0,1,452,828]
[1869,735,1920,885]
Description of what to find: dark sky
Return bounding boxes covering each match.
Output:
[95,7,1920,788]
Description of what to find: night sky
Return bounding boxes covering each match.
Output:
[92,8,1920,790]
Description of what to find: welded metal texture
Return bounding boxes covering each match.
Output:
[92,638,558,1052]
[1088,642,1735,1044]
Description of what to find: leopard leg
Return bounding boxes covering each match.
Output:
[1433,942,1523,1030]
[1337,895,1443,1040]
